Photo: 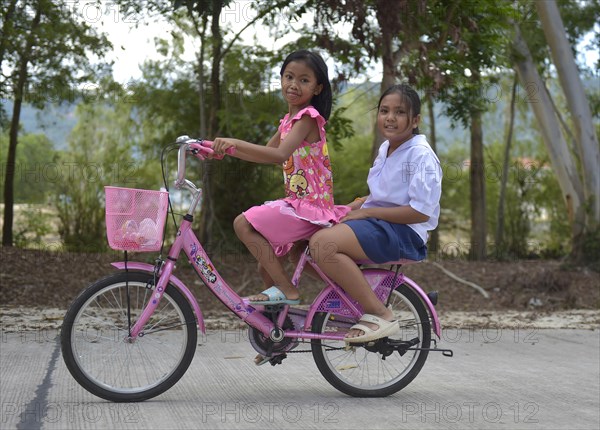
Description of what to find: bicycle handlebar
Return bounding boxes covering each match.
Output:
[174,135,236,189]
[189,140,236,160]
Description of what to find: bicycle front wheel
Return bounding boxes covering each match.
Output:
[311,284,431,397]
[61,272,197,402]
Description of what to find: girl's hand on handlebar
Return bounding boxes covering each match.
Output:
[211,138,237,157]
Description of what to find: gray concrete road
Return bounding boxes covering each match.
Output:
[1,327,599,429]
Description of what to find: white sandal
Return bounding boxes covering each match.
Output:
[345,313,400,343]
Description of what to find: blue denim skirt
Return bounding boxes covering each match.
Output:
[344,218,427,263]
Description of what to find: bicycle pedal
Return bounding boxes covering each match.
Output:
[269,353,287,366]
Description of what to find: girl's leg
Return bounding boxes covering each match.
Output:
[258,241,321,290]
[257,255,289,288]
[309,224,394,338]
[234,214,298,301]
[286,241,321,280]
[257,262,272,288]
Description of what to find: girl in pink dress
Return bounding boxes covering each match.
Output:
[211,50,350,305]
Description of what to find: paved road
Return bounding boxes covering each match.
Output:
[1,327,598,429]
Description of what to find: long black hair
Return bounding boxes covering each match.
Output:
[280,50,332,120]
[378,84,421,134]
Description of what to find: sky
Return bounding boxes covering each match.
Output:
[85,1,598,84]
[88,1,342,83]
[87,1,374,84]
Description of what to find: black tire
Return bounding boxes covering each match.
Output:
[311,284,431,397]
[61,272,197,402]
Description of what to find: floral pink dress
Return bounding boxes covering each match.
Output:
[243,106,350,256]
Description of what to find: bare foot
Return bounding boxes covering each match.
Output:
[345,307,394,340]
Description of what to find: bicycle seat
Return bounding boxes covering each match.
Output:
[354,258,421,266]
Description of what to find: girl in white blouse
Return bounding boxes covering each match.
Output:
[309,84,442,343]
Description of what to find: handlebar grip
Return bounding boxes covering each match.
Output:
[188,140,235,160]
[199,140,236,156]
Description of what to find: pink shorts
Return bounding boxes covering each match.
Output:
[243,204,323,256]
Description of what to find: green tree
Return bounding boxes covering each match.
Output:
[512,0,600,263]
[328,83,378,204]
[115,0,298,243]
[304,0,513,260]
[0,132,57,203]
[125,38,284,245]
[54,100,140,252]
[1,0,112,246]
[495,74,518,256]
[435,2,512,260]
[114,1,355,249]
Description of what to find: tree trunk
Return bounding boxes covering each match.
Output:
[372,3,399,162]
[371,63,397,161]
[426,95,439,257]
[208,1,222,138]
[3,88,23,246]
[469,99,486,261]
[536,0,600,226]
[198,1,223,244]
[495,75,517,255]
[197,16,207,138]
[2,5,41,246]
[512,23,585,253]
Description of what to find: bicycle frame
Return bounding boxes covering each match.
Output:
[60,135,455,405]
[113,141,442,342]
[113,224,442,341]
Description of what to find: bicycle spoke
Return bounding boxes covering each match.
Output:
[312,285,431,396]
[64,277,195,398]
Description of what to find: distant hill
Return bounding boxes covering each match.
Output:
[0,83,474,152]
[0,94,491,153]
[1,100,78,150]
[3,75,596,153]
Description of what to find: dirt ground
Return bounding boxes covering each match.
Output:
[1,246,598,315]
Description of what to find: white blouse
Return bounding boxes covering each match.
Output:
[362,135,442,244]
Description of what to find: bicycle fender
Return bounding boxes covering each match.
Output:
[111,262,206,334]
[360,269,441,337]
[401,276,441,338]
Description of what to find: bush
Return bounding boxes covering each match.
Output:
[13,205,54,248]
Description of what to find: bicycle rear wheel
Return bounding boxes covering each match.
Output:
[61,272,197,402]
[311,284,431,397]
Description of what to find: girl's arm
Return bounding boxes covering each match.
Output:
[212,116,316,164]
[265,130,281,148]
[341,205,429,224]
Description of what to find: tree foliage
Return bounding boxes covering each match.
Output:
[4,0,598,267]
[512,0,600,264]
[54,98,140,252]
[0,132,57,203]
[1,0,112,246]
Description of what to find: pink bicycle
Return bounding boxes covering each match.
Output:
[61,136,452,402]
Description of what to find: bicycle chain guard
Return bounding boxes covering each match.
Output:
[248,312,298,357]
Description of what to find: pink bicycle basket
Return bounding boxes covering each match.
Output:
[105,186,169,252]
